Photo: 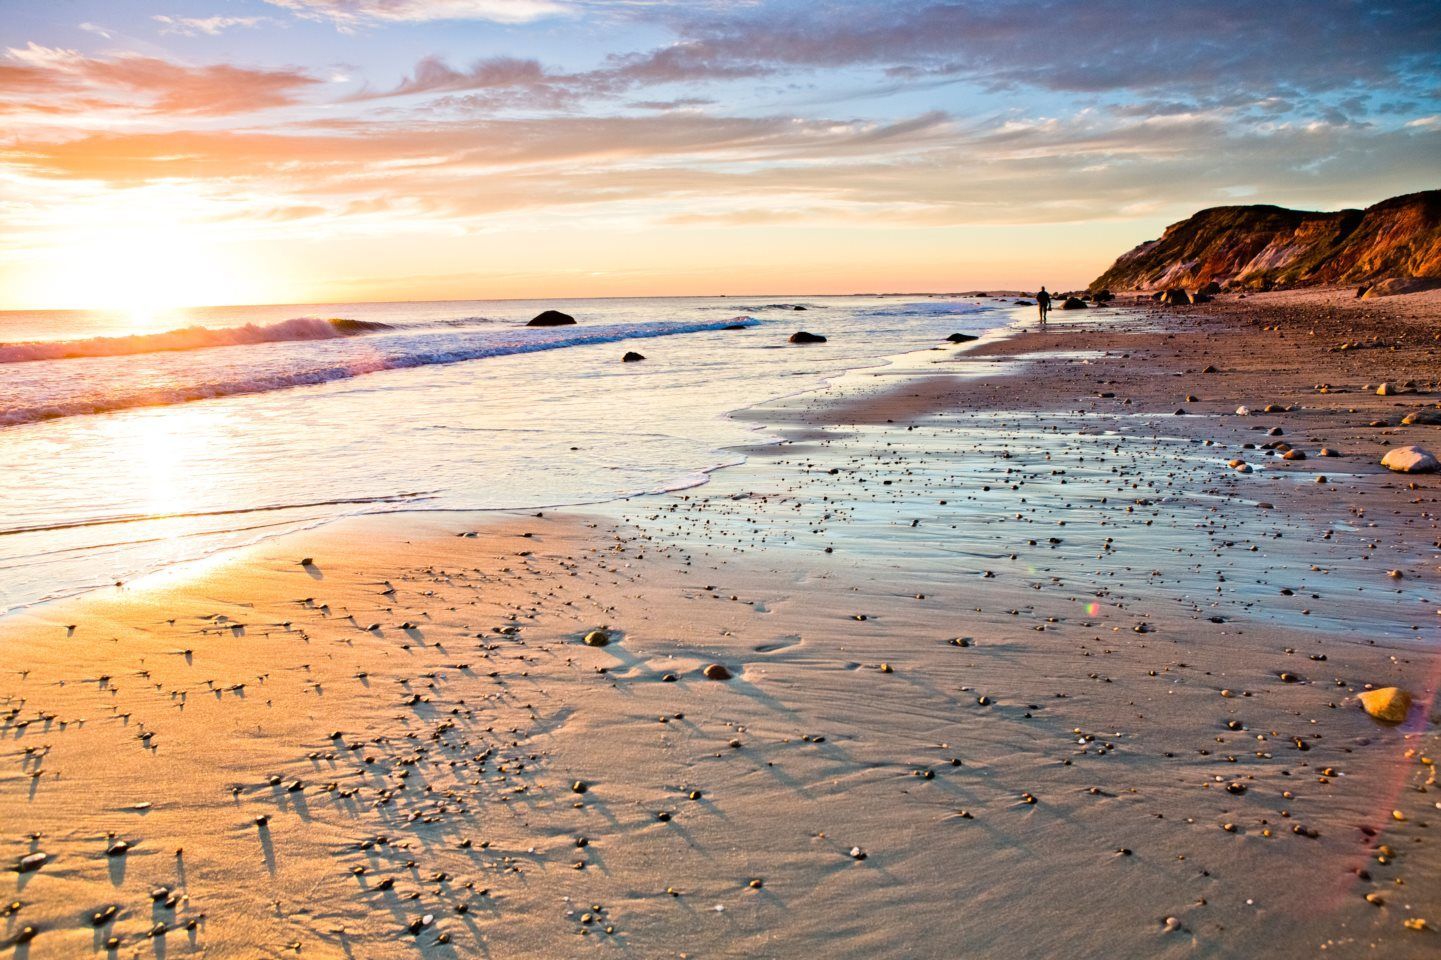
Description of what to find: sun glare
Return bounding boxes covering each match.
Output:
[13,185,281,317]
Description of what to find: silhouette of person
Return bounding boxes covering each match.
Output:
[1036,286,1052,325]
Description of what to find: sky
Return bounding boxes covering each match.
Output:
[1,0,1438,310]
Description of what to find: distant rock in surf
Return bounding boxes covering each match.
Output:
[1061,297,1087,309]
[622,351,645,362]
[528,310,576,327]
[946,333,979,343]
[789,331,827,344]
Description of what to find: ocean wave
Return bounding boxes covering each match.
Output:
[0,317,759,428]
[0,316,393,364]
[857,301,990,318]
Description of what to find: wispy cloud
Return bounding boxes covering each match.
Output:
[152,15,273,37]
[263,0,570,27]
[0,42,319,117]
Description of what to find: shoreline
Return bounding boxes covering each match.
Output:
[2,287,1438,957]
[0,299,1026,618]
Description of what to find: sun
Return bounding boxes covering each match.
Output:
[10,184,285,319]
[28,228,255,320]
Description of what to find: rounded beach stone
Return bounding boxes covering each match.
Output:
[1358,687,1411,724]
[1380,445,1438,473]
[701,663,732,680]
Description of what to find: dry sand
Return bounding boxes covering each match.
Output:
[3,288,1439,958]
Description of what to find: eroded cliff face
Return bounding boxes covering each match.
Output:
[1091,190,1441,292]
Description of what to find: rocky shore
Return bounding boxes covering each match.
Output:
[2,287,1437,959]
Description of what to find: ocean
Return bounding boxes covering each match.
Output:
[0,294,1018,611]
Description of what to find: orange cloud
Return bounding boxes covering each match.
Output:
[0,42,319,117]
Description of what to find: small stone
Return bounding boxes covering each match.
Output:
[17,853,46,873]
[702,663,732,681]
[583,630,610,647]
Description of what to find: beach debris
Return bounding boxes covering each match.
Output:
[702,663,732,680]
[1381,445,1438,473]
[1358,687,1412,724]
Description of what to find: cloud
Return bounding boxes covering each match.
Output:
[263,0,569,26]
[0,43,319,117]
[657,0,1441,102]
[8,103,1435,232]
[153,15,272,36]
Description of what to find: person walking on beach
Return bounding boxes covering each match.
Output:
[1036,286,1052,326]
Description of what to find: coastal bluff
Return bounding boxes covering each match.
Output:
[1090,189,1441,293]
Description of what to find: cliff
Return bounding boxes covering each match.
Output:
[1090,190,1441,292]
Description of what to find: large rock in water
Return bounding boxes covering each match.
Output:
[1061,297,1087,310]
[946,333,979,343]
[1381,445,1439,473]
[788,331,827,344]
[528,310,576,327]
[621,351,645,363]
[1358,687,1411,723]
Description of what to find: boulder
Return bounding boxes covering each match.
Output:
[1401,409,1441,425]
[1358,687,1412,724]
[946,333,979,343]
[1200,280,1222,295]
[1160,288,1190,306]
[788,331,827,344]
[528,310,576,327]
[1381,445,1439,473]
[621,351,646,363]
[1015,299,1034,306]
[1189,291,1213,304]
[1061,297,1087,310]
[792,305,807,311]
[1358,277,1441,299]
[1092,289,1115,302]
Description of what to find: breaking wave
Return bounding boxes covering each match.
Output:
[0,316,394,364]
[0,317,759,428]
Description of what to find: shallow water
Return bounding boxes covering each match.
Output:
[0,294,1018,610]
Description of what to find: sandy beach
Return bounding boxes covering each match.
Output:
[3,288,1438,958]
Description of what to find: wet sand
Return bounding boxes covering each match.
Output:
[3,288,1438,958]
